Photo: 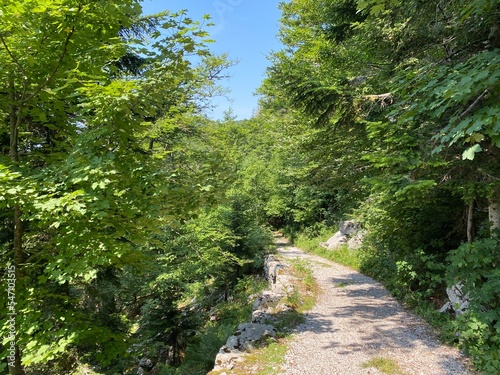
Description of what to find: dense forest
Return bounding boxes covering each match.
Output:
[1,0,499,374]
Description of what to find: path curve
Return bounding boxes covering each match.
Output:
[276,237,473,375]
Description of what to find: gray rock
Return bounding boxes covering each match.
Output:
[235,323,277,348]
[213,348,244,371]
[439,301,452,313]
[138,358,153,371]
[347,231,365,250]
[210,250,296,372]
[252,291,281,311]
[439,283,470,315]
[222,323,277,352]
[321,232,348,250]
[339,221,359,235]
[265,255,286,285]
[225,335,239,350]
[213,323,277,371]
[252,309,272,324]
[320,221,364,250]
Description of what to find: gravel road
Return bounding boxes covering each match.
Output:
[277,240,474,375]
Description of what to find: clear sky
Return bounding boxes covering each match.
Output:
[140,0,283,120]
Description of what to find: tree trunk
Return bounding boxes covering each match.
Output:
[9,345,23,375]
[489,186,500,237]
[9,76,19,163]
[9,76,25,276]
[489,201,500,235]
[8,75,25,375]
[467,200,475,243]
[172,333,177,367]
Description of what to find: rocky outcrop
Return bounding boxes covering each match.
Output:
[439,283,470,315]
[320,232,348,249]
[320,221,365,250]
[211,254,294,372]
[347,231,365,250]
[136,358,154,374]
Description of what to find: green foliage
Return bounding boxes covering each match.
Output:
[154,275,268,375]
[0,1,238,373]
[177,324,236,375]
[398,49,500,160]
[1,0,498,373]
[447,239,500,374]
[259,1,500,372]
[355,184,459,304]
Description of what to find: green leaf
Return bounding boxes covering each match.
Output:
[371,4,385,15]
[467,133,485,143]
[462,144,482,160]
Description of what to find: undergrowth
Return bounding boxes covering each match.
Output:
[207,254,320,374]
[157,275,269,375]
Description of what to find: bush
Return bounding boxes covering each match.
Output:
[447,238,500,374]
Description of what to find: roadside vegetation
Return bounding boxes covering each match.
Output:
[207,256,319,375]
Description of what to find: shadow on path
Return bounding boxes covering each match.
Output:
[277,237,448,352]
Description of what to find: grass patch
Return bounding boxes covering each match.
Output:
[272,309,306,333]
[362,357,406,375]
[208,338,289,375]
[243,338,290,375]
[287,258,319,313]
[294,232,361,270]
[336,281,354,288]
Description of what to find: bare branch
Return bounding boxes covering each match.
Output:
[0,33,27,78]
[27,26,75,101]
[362,93,393,102]
[457,89,488,121]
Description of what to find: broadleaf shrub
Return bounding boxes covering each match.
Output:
[447,238,500,374]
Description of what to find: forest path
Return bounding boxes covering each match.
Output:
[275,236,473,375]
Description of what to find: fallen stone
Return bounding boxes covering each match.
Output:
[236,323,276,348]
[439,283,470,315]
[225,335,239,350]
[265,255,287,285]
[339,220,359,235]
[320,221,364,250]
[252,309,273,324]
[213,348,244,371]
[137,357,154,374]
[210,250,295,373]
[320,231,348,250]
[347,231,365,250]
[252,291,282,311]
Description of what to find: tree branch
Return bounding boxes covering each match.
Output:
[0,33,27,78]
[27,26,76,101]
[457,89,488,121]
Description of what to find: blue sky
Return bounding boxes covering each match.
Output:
[140,0,283,120]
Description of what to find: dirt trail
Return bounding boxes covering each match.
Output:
[276,236,473,375]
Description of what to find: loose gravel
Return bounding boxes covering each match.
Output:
[277,241,475,375]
